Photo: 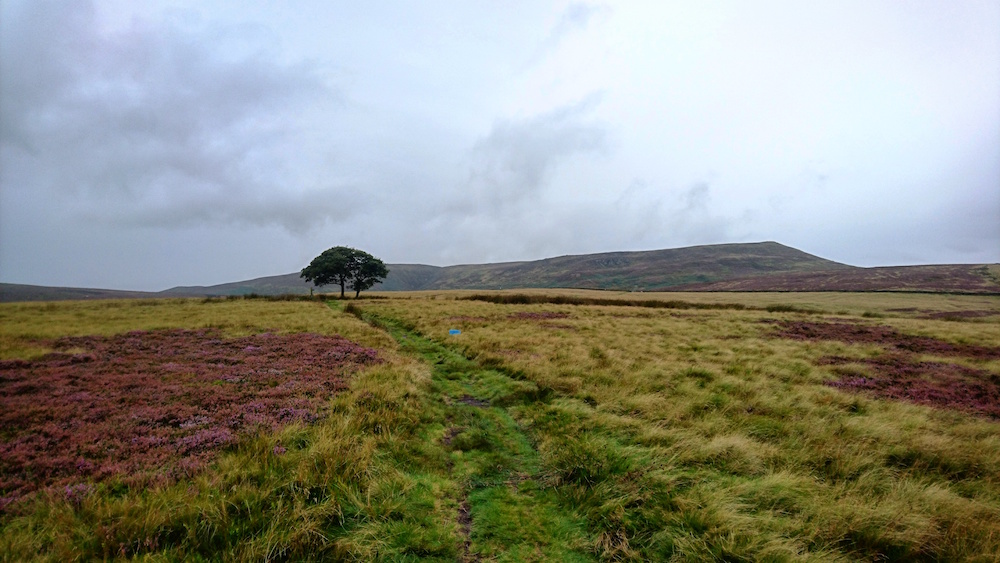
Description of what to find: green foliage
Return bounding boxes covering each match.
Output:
[351,255,390,298]
[299,246,354,297]
[300,246,389,298]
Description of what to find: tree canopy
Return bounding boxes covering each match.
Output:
[300,246,389,298]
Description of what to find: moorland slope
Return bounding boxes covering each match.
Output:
[158,241,851,297]
[3,242,997,301]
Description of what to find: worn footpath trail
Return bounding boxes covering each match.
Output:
[339,304,593,561]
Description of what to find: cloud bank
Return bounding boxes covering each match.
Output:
[1,1,997,290]
[2,1,347,235]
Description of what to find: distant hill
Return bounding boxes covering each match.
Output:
[3,242,997,302]
[668,264,1000,294]
[378,241,851,291]
[0,283,159,302]
[153,241,850,297]
[158,273,315,298]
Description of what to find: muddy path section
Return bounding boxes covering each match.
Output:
[342,305,594,561]
[0,329,379,510]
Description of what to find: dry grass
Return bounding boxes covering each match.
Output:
[360,291,1000,560]
[0,298,396,360]
[0,298,457,561]
[3,292,999,561]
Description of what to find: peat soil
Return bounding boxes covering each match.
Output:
[769,320,1000,418]
[0,329,380,511]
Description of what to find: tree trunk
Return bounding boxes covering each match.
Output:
[355,288,361,298]
[339,281,345,298]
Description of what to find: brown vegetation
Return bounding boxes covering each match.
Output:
[769,320,1000,417]
[768,320,1000,359]
[0,329,380,510]
[672,264,1000,293]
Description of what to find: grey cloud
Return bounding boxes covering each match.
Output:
[427,178,739,268]
[548,3,608,44]
[0,0,337,234]
[612,179,664,241]
[456,97,607,216]
[2,1,996,291]
[625,181,736,246]
[682,183,710,212]
[609,180,741,248]
[530,3,610,63]
[561,3,607,27]
[671,184,736,243]
[89,185,366,235]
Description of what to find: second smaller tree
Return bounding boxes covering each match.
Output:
[350,253,389,298]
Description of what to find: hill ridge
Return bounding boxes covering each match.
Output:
[4,242,997,302]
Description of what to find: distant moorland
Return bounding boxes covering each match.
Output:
[2,241,998,302]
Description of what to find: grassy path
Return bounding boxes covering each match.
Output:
[341,303,594,561]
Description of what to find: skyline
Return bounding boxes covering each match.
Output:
[2,1,998,291]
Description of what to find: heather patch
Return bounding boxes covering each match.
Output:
[507,311,570,321]
[768,320,1000,359]
[446,315,490,322]
[920,309,998,321]
[885,308,998,321]
[767,320,1000,417]
[0,328,380,510]
[821,354,1000,419]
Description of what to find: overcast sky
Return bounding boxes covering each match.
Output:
[2,1,998,291]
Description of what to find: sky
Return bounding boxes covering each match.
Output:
[1,1,998,291]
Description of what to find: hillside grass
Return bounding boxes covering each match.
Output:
[2,292,999,561]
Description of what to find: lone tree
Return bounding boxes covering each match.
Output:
[300,246,389,298]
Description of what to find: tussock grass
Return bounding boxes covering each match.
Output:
[360,292,1000,561]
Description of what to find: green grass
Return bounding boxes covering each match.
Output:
[346,305,593,560]
[358,292,1000,561]
[2,292,999,561]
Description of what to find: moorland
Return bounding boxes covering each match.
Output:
[2,290,999,561]
[3,241,998,302]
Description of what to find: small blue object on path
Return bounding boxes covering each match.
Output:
[449,329,461,335]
